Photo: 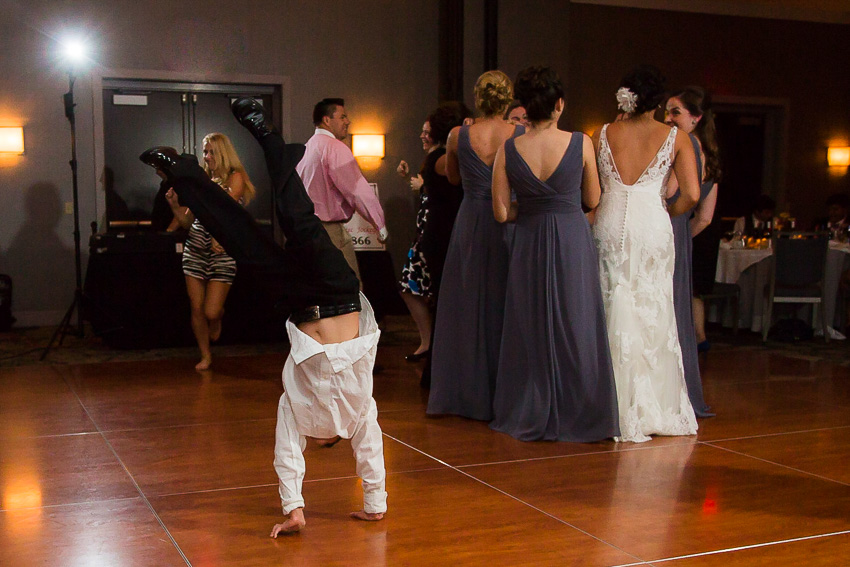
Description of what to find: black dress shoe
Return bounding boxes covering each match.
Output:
[231,97,273,140]
[405,350,429,362]
[140,147,204,182]
[139,146,180,171]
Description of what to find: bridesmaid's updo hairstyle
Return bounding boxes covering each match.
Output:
[514,66,564,123]
[473,70,514,118]
[619,64,666,115]
[671,86,723,182]
[427,101,472,146]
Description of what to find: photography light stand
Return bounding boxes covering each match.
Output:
[41,71,85,360]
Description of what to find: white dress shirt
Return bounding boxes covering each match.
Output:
[283,292,381,438]
[274,293,387,515]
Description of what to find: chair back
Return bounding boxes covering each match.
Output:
[771,231,829,294]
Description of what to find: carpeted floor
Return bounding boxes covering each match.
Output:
[0,316,422,368]
[1,318,847,368]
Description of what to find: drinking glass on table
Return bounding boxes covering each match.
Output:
[731,230,745,249]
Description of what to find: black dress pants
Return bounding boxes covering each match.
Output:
[168,132,360,314]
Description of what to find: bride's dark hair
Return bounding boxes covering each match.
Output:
[671,86,723,182]
[620,64,666,115]
[514,66,564,123]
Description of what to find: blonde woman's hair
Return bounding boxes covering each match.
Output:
[202,133,256,204]
[473,70,513,118]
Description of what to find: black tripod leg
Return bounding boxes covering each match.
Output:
[40,294,78,360]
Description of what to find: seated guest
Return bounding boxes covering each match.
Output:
[814,193,849,233]
[733,195,775,235]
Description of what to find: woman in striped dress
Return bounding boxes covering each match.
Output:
[166,133,255,370]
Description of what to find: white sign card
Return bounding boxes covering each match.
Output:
[344,183,385,251]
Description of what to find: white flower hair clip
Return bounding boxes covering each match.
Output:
[616,87,637,113]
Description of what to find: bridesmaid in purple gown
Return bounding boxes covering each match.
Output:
[489,66,620,442]
[427,71,523,420]
[665,86,721,417]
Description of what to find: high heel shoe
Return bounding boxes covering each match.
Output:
[697,340,711,353]
[405,350,430,362]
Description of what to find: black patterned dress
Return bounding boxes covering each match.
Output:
[399,148,462,298]
[399,191,431,296]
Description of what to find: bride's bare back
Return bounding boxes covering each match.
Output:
[602,119,673,186]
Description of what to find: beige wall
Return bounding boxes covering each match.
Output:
[0,0,439,325]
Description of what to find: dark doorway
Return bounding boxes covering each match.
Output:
[101,80,279,236]
[713,100,787,225]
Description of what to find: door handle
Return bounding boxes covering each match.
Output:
[181,93,188,153]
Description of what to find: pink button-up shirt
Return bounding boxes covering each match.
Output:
[296,128,386,232]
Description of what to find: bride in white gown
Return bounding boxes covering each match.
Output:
[592,65,702,443]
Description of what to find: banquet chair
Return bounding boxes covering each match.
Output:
[761,231,830,342]
[700,282,740,335]
[837,282,849,334]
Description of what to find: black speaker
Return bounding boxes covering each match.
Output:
[355,250,407,322]
[85,232,193,348]
[85,232,289,348]
[0,274,15,332]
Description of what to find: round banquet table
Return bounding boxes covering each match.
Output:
[711,242,850,333]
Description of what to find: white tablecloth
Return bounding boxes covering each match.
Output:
[715,248,772,284]
[712,244,849,333]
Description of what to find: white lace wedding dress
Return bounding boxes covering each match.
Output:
[593,124,698,443]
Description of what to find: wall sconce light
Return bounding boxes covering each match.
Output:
[827,146,850,167]
[0,127,24,154]
[352,134,385,159]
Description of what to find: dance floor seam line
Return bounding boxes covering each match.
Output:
[0,430,101,441]
[146,466,448,500]
[455,439,698,469]
[382,432,647,564]
[611,529,850,566]
[702,442,850,486]
[698,424,850,444]
[61,376,194,567]
[97,417,277,434]
[0,495,142,513]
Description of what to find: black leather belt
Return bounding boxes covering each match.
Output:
[290,302,361,324]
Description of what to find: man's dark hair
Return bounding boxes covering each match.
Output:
[754,195,776,212]
[313,98,345,126]
[826,193,850,209]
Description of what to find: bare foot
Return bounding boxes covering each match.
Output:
[350,510,384,522]
[314,435,341,448]
[195,357,212,371]
[209,320,222,342]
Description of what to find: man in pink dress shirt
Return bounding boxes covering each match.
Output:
[296,98,388,283]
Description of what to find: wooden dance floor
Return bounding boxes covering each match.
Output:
[1,341,849,565]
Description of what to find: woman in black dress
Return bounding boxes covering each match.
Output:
[398,103,470,361]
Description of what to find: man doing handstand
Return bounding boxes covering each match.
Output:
[140,97,387,536]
